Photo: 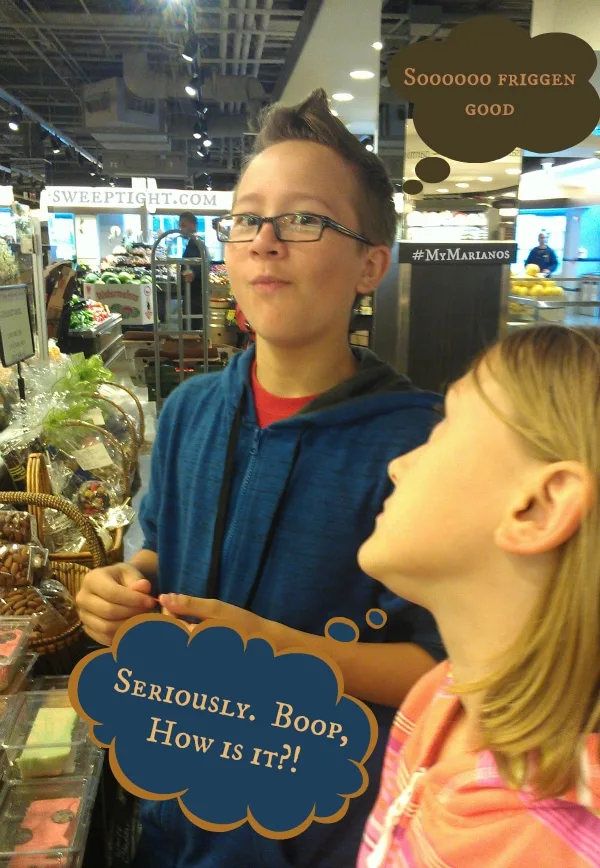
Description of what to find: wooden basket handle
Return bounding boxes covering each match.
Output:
[98,380,145,446]
[0,490,107,569]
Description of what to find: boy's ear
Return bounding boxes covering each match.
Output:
[495,461,595,555]
[356,245,391,295]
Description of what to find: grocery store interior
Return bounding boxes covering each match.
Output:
[0,0,599,864]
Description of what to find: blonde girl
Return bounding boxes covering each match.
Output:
[358,325,600,867]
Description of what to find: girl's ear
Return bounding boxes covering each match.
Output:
[356,245,391,296]
[495,462,594,555]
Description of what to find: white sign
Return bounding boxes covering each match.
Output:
[45,186,233,212]
[84,282,154,326]
[0,285,35,366]
[74,442,114,471]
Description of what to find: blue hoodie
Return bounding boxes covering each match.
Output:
[134,345,445,867]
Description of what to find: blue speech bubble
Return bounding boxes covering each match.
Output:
[69,615,377,839]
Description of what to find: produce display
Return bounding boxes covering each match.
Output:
[0,239,19,286]
[509,263,566,321]
[68,296,111,331]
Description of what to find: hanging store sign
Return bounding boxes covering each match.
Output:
[399,241,518,265]
[0,284,35,367]
[44,187,233,212]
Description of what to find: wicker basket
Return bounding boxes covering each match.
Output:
[0,490,107,667]
[91,392,138,480]
[97,380,145,448]
[27,453,124,567]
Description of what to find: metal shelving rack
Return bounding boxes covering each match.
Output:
[150,230,211,413]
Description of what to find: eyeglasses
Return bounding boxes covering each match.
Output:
[212,213,373,246]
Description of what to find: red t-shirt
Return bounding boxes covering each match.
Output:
[251,361,319,428]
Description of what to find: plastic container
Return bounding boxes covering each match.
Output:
[30,675,70,693]
[0,770,101,868]
[0,619,34,691]
[2,692,88,780]
[0,652,38,697]
[0,696,24,748]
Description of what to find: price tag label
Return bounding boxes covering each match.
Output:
[83,409,105,426]
[74,443,113,471]
[0,285,35,367]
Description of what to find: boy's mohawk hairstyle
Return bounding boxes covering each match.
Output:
[246,88,397,248]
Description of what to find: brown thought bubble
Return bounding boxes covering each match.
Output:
[402,180,423,195]
[387,15,600,163]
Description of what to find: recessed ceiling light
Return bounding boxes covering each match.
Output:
[330,109,339,117]
[455,182,470,188]
[506,168,521,175]
[365,144,374,152]
[477,176,493,182]
[203,138,212,148]
[436,188,449,193]
[350,70,375,80]
[372,41,383,51]
[332,92,354,102]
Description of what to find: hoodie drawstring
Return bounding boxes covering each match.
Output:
[206,389,305,611]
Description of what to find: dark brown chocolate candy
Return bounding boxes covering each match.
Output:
[14,826,33,844]
[51,809,75,824]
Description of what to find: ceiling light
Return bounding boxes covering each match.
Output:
[197,149,205,158]
[505,168,521,175]
[185,76,200,98]
[477,176,493,182]
[203,138,212,148]
[499,207,518,217]
[90,170,96,177]
[365,144,374,152]
[332,92,354,102]
[436,188,449,193]
[350,70,375,80]
[372,41,383,50]
[182,35,198,63]
[330,109,339,117]
[109,180,116,187]
[504,191,517,197]
[8,116,20,132]
[455,182,469,188]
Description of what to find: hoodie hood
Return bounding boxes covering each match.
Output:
[222,344,441,429]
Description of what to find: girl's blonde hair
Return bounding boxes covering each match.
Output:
[461,324,600,799]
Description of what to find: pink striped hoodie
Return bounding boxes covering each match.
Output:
[358,662,600,868]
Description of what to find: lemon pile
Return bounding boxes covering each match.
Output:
[511,263,565,298]
[509,264,566,323]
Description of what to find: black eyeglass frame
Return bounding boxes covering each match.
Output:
[212,213,374,246]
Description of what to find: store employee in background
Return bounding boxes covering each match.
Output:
[525,232,559,275]
[178,211,203,326]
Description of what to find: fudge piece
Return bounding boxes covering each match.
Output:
[9,796,80,867]
[17,708,78,779]
[0,629,24,689]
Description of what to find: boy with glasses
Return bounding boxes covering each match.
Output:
[77,89,444,867]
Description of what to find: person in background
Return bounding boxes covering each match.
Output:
[178,210,204,327]
[76,88,445,867]
[358,324,600,868]
[525,232,558,275]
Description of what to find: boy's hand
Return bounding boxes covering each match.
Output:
[159,594,268,637]
[77,563,157,646]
